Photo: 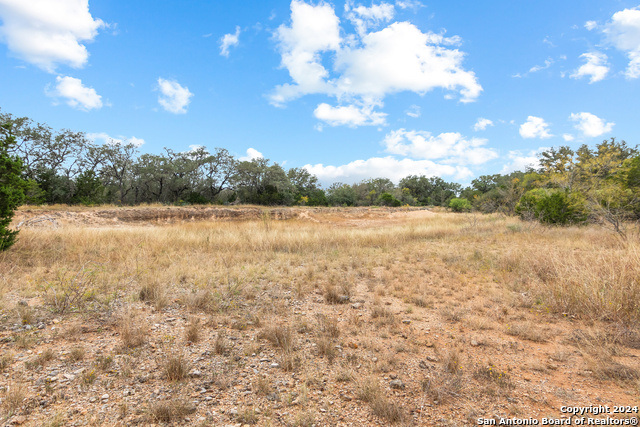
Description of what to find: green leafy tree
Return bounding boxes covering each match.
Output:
[0,122,27,251]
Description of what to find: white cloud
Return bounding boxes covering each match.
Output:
[570,112,614,138]
[570,51,609,83]
[585,20,598,31]
[270,1,481,122]
[473,117,493,131]
[239,148,264,161]
[334,22,480,102]
[395,0,423,11]
[345,1,395,36]
[529,58,554,73]
[313,102,387,127]
[157,78,193,114]
[270,0,341,106]
[519,116,552,139]
[405,104,421,118]
[219,26,241,57]
[304,156,472,183]
[603,7,640,78]
[46,76,103,111]
[383,129,498,165]
[562,134,575,142]
[0,0,105,72]
[501,149,544,174]
[87,132,145,147]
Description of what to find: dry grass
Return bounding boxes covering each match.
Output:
[164,352,189,382]
[118,309,147,349]
[2,207,640,424]
[1,381,25,416]
[148,398,195,423]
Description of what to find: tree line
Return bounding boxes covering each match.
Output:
[2,107,640,238]
[0,109,466,208]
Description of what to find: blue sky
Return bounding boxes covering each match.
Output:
[1,0,639,186]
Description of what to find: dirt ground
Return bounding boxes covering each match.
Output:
[1,206,638,426]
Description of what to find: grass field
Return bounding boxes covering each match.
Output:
[1,206,639,426]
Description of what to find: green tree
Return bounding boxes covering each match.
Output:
[0,122,27,251]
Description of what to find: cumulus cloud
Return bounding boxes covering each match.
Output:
[519,116,552,139]
[239,148,264,161]
[46,76,103,111]
[219,26,241,57]
[563,134,575,142]
[270,0,481,123]
[570,51,609,83]
[500,149,544,174]
[473,118,493,131]
[345,1,395,36]
[383,129,498,165]
[603,6,640,78]
[570,112,614,138]
[585,20,598,31]
[87,132,145,147]
[0,0,105,72]
[304,156,473,183]
[157,78,193,114]
[270,0,341,106]
[313,102,387,127]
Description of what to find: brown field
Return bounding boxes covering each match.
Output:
[1,206,639,426]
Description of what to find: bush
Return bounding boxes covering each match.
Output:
[516,188,588,225]
[448,198,472,212]
[377,192,401,207]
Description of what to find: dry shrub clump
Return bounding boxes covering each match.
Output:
[118,309,147,349]
[164,352,189,381]
[148,398,195,423]
[356,377,405,424]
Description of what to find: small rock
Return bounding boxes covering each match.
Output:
[470,340,479,347]
[338,295,350,303]
[63,374,75,381]
[402,319,411,324]
[270,363,279,368]
[101,394,109,401]
[351,302,363,309]
[419,361,428,369]
[390,379,405,390]
[427,356,438,362]
[189,369,202,378]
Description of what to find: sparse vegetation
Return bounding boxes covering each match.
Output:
[0,206,639,425]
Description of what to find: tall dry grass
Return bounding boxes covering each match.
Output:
[1,210,638,325]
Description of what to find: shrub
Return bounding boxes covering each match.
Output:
[449,198,472,212]
[377,192,401,207]
[516,188,588,225]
